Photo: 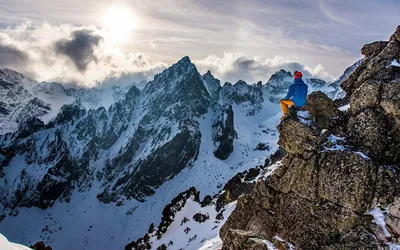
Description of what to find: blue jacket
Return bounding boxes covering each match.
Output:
[283,78,308,106]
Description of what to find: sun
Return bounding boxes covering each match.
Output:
[102,6,136,43]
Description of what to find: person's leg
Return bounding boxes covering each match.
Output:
[280,99,295,115]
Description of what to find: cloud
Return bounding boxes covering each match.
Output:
[319,0,354,26]
[0,21,167,87]
[0,21,339,89]
[195,52,335,84]
[149,40,157,48]
[0,43,28,68]
[55,30,102,72]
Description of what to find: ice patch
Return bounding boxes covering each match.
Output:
[368,207,391,238]
[354,151,370,160]
[263,239,278,250]
[323,134,346,151]
[322,134,373,161]
[391,59,400,67]
[297,111,312,125]
[339,104,350,111]
[262,161,282,180]
[387,243,400,249]
[328,134,345,143]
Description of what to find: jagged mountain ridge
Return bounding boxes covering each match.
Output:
[0,56,347,250]
[0,69,142,135]
[0,57,275,250]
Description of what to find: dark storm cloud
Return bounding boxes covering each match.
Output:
[0,43,29,68]
[55,29,103,72]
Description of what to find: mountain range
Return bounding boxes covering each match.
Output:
[0,55,357,250]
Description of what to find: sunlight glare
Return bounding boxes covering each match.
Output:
[103,6,136,43]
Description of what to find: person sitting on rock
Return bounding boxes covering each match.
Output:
[280,71,308,119]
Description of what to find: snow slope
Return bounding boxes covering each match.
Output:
[66,85,130,110]
[0,233,30,250]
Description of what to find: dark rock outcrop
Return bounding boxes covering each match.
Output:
[216,149,284,211]
[220,25,400,250]
[125,187,200,250]
[213,104,237,160]
[341,25,400,165]
[30,241,53,250]
[193,212,209,223]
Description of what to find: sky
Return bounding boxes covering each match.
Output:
[0,0,399,87]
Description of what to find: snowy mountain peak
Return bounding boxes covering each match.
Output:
[0,68,26,81]
[203,70,214,77]
[234,80,248,86]
[267,69,292,82]
[202,70,221,100]
[178,55,192,64]
[34,82,67,95]
[223,82,232,87]
[146,56,201,95]
[0,68,36,87]
[202,70,217,81]
[169,56,196,74]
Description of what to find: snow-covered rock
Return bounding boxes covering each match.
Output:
[391,59,400,67]
[66,85,129,110]
[0,69,137,135]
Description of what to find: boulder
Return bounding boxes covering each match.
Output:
[305,91,340,129]
[277,118,321,155]
[361,41,388,57]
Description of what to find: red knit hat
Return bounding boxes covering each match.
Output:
[294,71,303,79]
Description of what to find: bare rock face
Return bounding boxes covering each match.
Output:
[361,41,389,57]
[386,198,400,238]
[220,25,400,250]
[221,142,397,249]
[341,25,400,165]
[213,104,237,160]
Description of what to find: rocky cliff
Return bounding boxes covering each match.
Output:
[220,25,400,249]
